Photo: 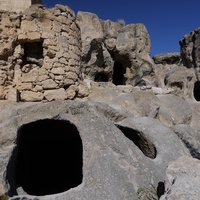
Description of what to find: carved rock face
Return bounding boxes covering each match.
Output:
[180,27,200,80]
[77,11,155,87]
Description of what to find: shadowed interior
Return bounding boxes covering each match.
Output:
[94,72,109,82]
[112,61,125,85]
[10,119,83,196]
[116,125,157,159]
[193,81,200,101]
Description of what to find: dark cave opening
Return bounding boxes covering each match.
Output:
[7,119,83,196]
[112,61,125,85]
[193,81,200,101]
[116,125,157,159]
[94,72,109,82]
[31,0,42,4]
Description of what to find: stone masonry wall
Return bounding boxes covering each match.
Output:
[0,0,32,13]
[0,4,88,101]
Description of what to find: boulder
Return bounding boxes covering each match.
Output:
[160,156,200,200]
[0,100,190,200]
[153,52,181,65]
[112,90,160,118]
[164,66,196,99]
[157,94,192,127]
[172,124,200,159]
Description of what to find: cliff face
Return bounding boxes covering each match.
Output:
[77,11,154,86]
[180,27,200,79]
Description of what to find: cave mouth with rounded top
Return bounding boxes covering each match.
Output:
[193,81,200,101]
[7,119,83,196]
[112,61,125,85]
[116,124,157,159]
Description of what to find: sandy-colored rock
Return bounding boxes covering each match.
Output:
[0,0,32,13]
[20,91,43,102]
[164,66,196,99]
[44,88,67,101]
[41,79,58,89]
[77,11,155,87]
[0,5,84,101]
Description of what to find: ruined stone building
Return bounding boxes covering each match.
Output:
[0,0,42,13]
[0,4,89,101]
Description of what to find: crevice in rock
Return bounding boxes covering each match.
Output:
[193,81,200,101]
[116,124,157,159]
[6,119,83,196]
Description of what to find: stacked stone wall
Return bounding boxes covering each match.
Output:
[0,0,32,13]
[0,5,88,101]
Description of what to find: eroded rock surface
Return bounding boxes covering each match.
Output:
[153,52,181,65]
[0,100,190,200]
[180,27,200,80]
[77,11,155,87]
[160,156,200,200]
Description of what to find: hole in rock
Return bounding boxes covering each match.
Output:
[157,182,165,198]
[22,42,44,66]
[7,119,83,196]
[94,72,109,82]
[112,61,125,85]
[116,125,157,159]
[171,82,183,90]
[193,81,200,101]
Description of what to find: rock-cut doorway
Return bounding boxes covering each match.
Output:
[112,61,125,85]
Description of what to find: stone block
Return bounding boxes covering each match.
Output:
[44,88,67,101]
[41,79,58,89]
[20,91,43,102]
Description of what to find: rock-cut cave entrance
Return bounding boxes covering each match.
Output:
[7,119,83,196]
[193,81,200,101]
[112,61,125,85]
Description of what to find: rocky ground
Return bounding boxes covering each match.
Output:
[0,4,200,200]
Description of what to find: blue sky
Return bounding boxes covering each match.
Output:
[42,0,200,56]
